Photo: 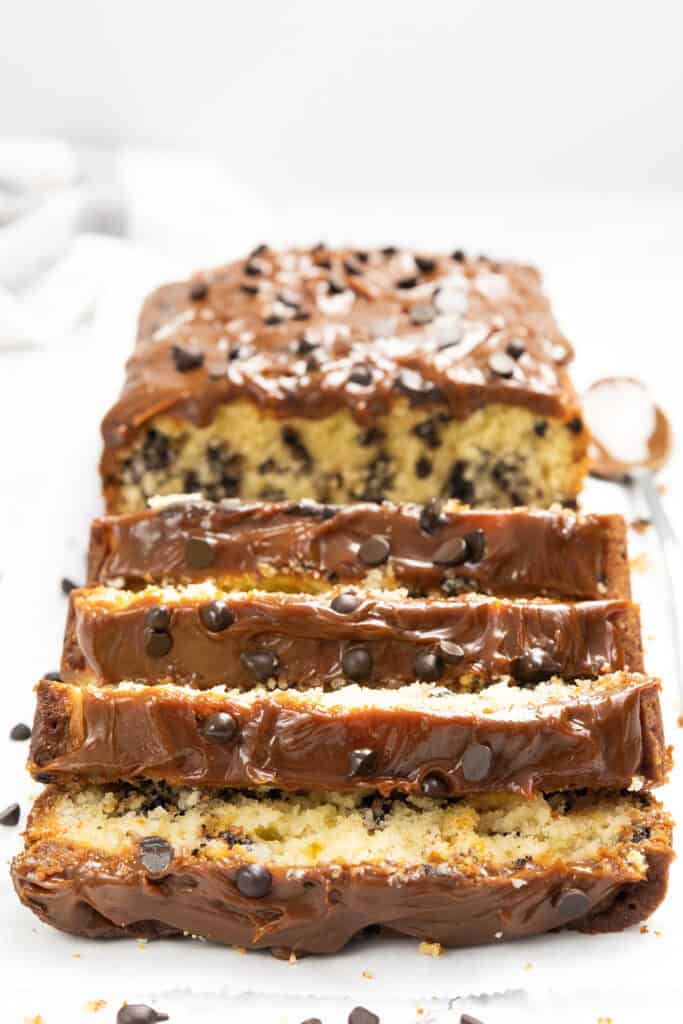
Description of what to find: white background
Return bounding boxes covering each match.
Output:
[1,2,682,1022]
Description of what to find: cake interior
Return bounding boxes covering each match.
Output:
[108,398,585,513]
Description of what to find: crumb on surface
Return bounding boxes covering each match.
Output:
[419,941,443,957]
[84,999,107,1013]
[629,554,650,574]
[630,518,652,534]
[362,969,375,979]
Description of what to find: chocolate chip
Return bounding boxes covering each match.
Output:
[240,282,259,295]
[555,887,591,919]
[464,529,486,562]
[432,536,468,566]
[33,772,57,783]
[506,339,526,359]
[358,534,390,566]
[381,246,398,256]
[292,309,311,321]
[327,277,346,295]
[415,456,432,479]
[185,536,217,569]
[244,261,262,276]
[414,650,443,682]
[60,577,78,595]
[44,671,62,681]
[632,826,651,843]
[349,1006,380,1024]
[116,1005,169,1024]
[460,1016,484,1024]
[172,345,204,373]
[144,628,173,658]
[342,647,373,681]
[294,335,318,355]
[349,365,373,386]
[451,249,465,262]
[488,352,516,378]
[395,369,444,404]
[438,640,465,663]
[0,803,20,826]
[241,650,279,682]
[358,427,385,447]
[344,258,363,276]
[249,243,268,259]
[235,863,272,898]
[281,426,312,467]
[410,304,435,326]
[419,498,445,534]
[534,420,548,437]
[189,281,208,302]
[513,648,558,684]
[202,711,238,743]
[445,460,474,503]
[9,722,31,741]
[462,742,493,781]
[139,836,173,875]
[415,255,436,274]
[421,772,450,797]
[264,313,284,326]
[396,275,418,289]
[567,416,584,434]
[331,593,361,614]
[145,606,171,632]
[301,1019,323,1024]
[199,600,234,632]
[349,748,378,777]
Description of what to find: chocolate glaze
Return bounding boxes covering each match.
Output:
[12,792,674,954]
[87,499,630,600]
[100,247,582,456]
[30,675,669,794]
[62,591,643,691]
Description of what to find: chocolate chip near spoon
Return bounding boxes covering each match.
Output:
[9,722,31,741]
[0,803,20,826]
[117,1006,169,1024]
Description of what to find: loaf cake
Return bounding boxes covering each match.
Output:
[13,782,673,953]
[99,247,590,513]
[61,584,643,691]
[88,497,630,600]
[30,673,669,794]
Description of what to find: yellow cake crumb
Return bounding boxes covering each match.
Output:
[419,941,443,957]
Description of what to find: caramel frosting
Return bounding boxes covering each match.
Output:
[101,246,582,451]
[61,587,643,691]
[87,499,630,600]
[30,674,669,795]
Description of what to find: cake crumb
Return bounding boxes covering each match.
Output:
[84,1000,107,1013]
[362,969,375,979]
[629,554,649,574]
[597,1017,613,1024]
[288,951,297,964]
[640,924,649,934]
[655,929,663,937]
[419,941,443,957]
[233,946,246,955]
[136,938,148,950]
[630,517,652,533]
[24,1017,43,1024]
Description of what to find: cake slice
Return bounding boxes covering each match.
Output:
[13,783,673,954]
[30,673,669,795]
[61,584,643,691]
[88,498,630,600]
[100,246,589,513]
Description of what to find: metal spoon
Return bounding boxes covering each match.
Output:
[583,376,681,702]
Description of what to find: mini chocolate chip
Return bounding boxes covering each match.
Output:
[415,255,436,274]
[185,535,217,569]
[438,640,465,663]
[243,261,262,276]
[567,416,584,434]
[264,313,284,326]
[145,606,171,632]
[292,309,311,321]
[358,534,390,566]
[349,365,373,386]
[358,427,385,446]
[451,249,465,262]
[534,420,548,437]
[294,335,318,355]
[0,803,20,826]
[462,742,493,781]
[44,671,62,681]
[199,600,235,632]
[381,246,398,256]
[139,836,173,875]
[327,277,346,295]
[632,826,651,843]
[189,281,208,301]
[513,648,558,684]
[464,529,486,562]
[410,303,435,325]
[506,339,526,359]
[396,275,418,289]
[349,748,378,777]
[240,282,259,295]
[555,887,591,919]
[331,593,361,614]
[488,351,516,378]
[10,722,31,741]
[354,250,369,263]
[419,498,445,534]
[241,650,279,682]
[415,455,432,479]
[235,863,272,898]
[414,650,443,682]
[60,577,79,595]
[144,628,173,658]
[172,345,204,373]
[421,772,450,797]
[202,711,238,743]
[432,536,468,566]
[33,772,57,783]
[349,1006,380,1024]
[117,1005,169,1024]
[342,647,373,681]
[460,1016,484,1024]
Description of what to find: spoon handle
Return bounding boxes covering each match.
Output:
[634,470,683,706]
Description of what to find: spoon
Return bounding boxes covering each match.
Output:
[583,376,681,704]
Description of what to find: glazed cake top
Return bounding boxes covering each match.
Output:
[102,245,580,449]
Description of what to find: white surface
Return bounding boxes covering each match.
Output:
[0,203,681,1021]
